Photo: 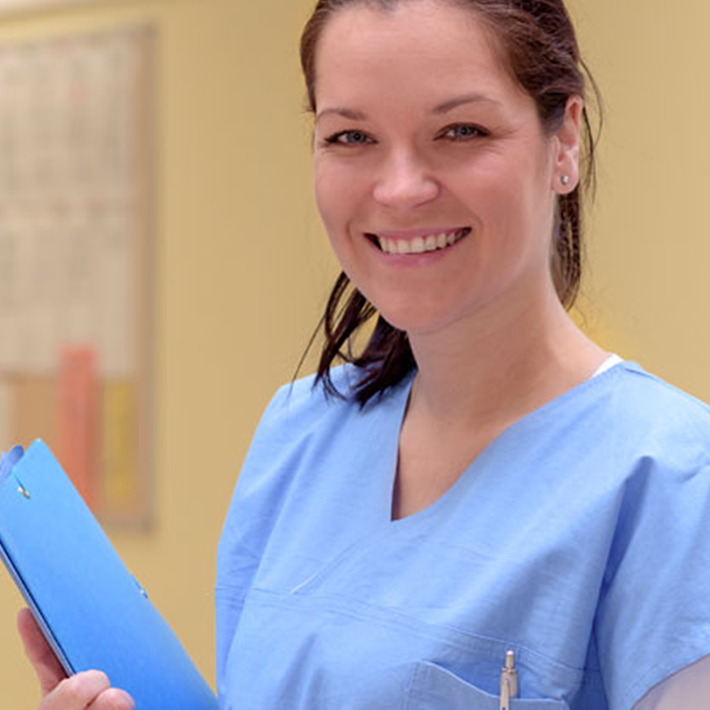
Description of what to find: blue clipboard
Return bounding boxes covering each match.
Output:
[0,440,219,710]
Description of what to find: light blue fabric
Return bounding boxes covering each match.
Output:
[216,362,710,710]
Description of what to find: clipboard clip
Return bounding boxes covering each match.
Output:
[499,650,518,710]
[0,445,28,497]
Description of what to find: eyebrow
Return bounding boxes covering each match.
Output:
[315,93,501,123]
[431,93,502,114]
[315,107,367,123]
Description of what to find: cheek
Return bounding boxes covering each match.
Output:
[453,149,550,234]
[447,159,524,243]
[443,156,554,296]
[314,160,350,234]
[313,166,357,275]
[314,158,374,265]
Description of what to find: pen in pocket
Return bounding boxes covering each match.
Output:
[499,650,518,710]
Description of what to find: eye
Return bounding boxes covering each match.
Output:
[440,124,489,141]
[324,130,374,146]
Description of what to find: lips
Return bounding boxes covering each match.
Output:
[365,227,472,255]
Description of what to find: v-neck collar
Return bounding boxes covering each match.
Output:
[379,359,631,528]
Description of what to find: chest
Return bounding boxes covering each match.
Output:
[225,440,620,709]
[392,422,504,520]
[218,383,629,710]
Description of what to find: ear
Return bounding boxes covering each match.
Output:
[552,95,583,194]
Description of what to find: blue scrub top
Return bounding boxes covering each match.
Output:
[216,362,710,710]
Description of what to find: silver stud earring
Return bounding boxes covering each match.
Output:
[561,175,570,186]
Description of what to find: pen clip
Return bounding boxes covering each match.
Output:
[499,650,518,710]
[499,676,511,710]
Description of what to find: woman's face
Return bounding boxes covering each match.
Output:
[312,0,579,336]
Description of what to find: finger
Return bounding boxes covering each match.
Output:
[17,608,67,695]
[87,688,136,710]
[39,671,111,710]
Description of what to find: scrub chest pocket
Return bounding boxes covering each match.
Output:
[407,662,571,710]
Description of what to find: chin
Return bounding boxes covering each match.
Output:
[372,301,460,338]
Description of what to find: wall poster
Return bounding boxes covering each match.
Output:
[0,24,155,526]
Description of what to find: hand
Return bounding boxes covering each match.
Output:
[17,608,135,710]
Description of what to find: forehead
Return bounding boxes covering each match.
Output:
[313,0,523,111]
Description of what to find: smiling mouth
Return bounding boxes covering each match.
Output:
[366,228,472,255]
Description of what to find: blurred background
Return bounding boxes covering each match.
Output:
[0,0,708,706]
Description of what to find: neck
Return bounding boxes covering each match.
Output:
[405,283,605,430]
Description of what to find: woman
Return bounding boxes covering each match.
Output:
[19,0,710,708]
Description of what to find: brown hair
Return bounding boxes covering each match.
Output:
[299,0,603,404]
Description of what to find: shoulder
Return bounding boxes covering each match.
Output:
[217,367,359,581]
[605,362,710,467]
[253,364,362,442]
[233,364,384,496]
[591,365,710,710]
[217,364,405,575]
[610,361,710,419]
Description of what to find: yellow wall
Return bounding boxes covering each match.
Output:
[568,0,710,399]
[0,0,708,707]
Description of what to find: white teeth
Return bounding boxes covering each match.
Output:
[376,229,469,255]
[410,237,425,254]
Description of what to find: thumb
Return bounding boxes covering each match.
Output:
[17,608,68,696]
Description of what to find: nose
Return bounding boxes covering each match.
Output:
[372,148,440,209]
